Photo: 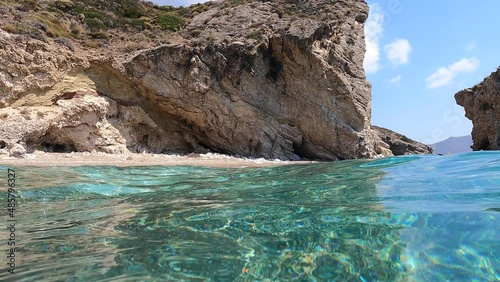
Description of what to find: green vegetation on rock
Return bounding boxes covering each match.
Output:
[156,13,184,31]
[0,0,212,40]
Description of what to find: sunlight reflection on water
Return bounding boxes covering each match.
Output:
[0,152,498,281]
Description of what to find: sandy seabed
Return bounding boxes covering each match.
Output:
[0,151,314,168]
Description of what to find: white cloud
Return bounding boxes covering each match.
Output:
[389,75,402,84]
[364,4,384,74]
[426,58,480,88]
[465,40,476,52]
[384,39,412,65]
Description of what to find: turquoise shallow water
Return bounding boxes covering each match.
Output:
[0,152,499,281]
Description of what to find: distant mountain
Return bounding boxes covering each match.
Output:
[429,135,472,155]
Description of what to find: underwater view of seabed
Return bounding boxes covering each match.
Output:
[0,152,499,281]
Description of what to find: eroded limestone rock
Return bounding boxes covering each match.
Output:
[455,68,500,150]
[122,0,374,160]
[0,0,430,159]
[372,126,432,156]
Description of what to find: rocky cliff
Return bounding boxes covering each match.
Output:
[0,0,430,160]
[372,126,432,156]
[455,68,500,151]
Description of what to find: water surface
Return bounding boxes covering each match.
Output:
[0,152,498,281]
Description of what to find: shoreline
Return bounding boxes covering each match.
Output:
[0,152,316,168]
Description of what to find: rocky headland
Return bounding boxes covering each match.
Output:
[0,0,431,160]
[455,68,500,151]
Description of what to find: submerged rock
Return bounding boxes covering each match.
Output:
[0,0,429,160]
[455,68,500,151]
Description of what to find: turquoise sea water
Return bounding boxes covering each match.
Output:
[0,152,499,281]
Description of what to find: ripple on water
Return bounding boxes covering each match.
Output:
[0,152,498,281]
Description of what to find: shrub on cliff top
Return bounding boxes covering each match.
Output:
[85,18,106,31]
[156,13,184,31]
[401,135,412,143]
[34,12,72,38]
[227,0,251,6]
[17,0,41,12]
[122,6,145,18]
[190,3,211,15]
[6,0,234,41]
[89,31,110,40]
[49,0,75,12]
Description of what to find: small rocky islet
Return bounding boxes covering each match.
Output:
[455,68,500,151]
[0,0,496,160]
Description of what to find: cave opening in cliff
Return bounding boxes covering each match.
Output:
[39,142,77,153]
[478,139,490,151]
[0,140,5,149]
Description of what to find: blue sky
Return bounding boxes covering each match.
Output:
[151,0,500,143]
[365,0,500,143]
